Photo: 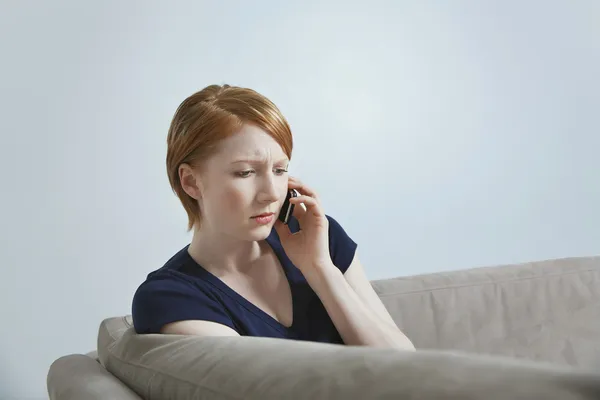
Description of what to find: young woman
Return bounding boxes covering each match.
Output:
[132,84,415,350]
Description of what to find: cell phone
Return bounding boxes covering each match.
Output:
[278,189,299,224]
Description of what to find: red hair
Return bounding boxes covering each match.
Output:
[166,84,293,230]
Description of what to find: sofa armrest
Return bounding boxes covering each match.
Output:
[48,354,142,400]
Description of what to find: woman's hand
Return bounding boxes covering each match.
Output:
[273,176,334,276]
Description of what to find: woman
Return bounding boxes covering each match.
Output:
[132,84,415,350]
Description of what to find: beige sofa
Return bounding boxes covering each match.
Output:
[48,256,600,399]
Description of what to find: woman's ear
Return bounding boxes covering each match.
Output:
[179,163,203,200]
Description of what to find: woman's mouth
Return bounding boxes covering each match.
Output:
[251,212,274,225]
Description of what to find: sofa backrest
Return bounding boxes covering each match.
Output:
[371,256,600,368]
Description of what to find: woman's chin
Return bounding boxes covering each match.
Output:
[245,221,274,240]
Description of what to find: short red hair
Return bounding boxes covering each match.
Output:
[166,84,294,231]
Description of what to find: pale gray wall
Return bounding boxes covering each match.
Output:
[1,1,598,398]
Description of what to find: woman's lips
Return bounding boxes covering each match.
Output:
[251,212,274,224]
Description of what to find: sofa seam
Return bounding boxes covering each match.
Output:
[104,317,133,343]
[377,268,598,298]
[106,345,241,400]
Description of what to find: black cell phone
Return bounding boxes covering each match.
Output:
[278,189,299,224]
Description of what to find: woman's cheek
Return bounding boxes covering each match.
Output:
[224,187,248,213]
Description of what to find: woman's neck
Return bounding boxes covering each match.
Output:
[187,224,265,275]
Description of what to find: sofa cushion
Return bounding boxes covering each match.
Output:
[98,327,600,400]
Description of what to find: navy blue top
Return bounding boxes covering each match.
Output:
[132,215,357,344]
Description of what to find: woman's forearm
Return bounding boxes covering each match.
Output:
[304,263,415,350]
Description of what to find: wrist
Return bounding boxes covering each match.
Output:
[302,261,344,292]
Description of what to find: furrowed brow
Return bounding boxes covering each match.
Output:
[230,157,289,165]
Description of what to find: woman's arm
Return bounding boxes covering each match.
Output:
[276,176,415,350]
[304,254,415,351]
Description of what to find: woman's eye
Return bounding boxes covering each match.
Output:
[236,170,254,178]
[236,168,287,177]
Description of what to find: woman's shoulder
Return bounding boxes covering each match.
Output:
[324,214,355,240]
[139,246,194,282]
[324,214,358,273]
[133,246,215,305]
[131,247,227,334]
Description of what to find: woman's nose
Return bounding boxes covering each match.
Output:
[257,175,280,203]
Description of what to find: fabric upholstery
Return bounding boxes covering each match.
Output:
[371,256,600,367]
[47,354,141,400]
[98,327,600,400]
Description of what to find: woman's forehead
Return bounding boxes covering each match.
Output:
[216,126,288,162]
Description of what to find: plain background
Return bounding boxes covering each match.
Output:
[1,1,599,398]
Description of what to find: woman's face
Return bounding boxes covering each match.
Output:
[187,124,290,240]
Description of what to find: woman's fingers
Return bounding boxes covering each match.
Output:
[288,177,320,202]
[287,177,327,225]
[289,195,323,218]
[291,196,307,220]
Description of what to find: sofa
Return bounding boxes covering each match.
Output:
[48,256,600,399]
